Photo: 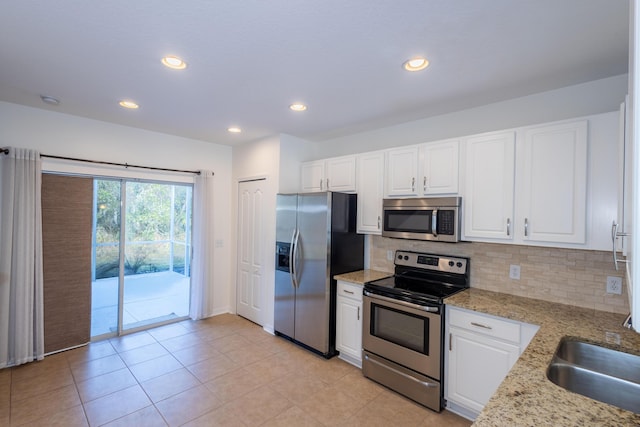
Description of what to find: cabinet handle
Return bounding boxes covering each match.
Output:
[423,176,427,192]
[470,322,492,330]
[449,333,452,351]
[357,306,360,321]
[320,179,323,191]
[343,289,354,295]
[326,178,329,189]
[612,221,630,271]
[377,215,381,229]
[411,177,415,192]
[524,218,528,237]
[507,218,511,236]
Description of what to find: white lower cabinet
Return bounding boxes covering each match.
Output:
[336,280,363,368]
[445,306,539,421]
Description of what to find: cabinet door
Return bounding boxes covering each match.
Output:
[326,156,356,192]
[385,146,419,197]
[422,140,459,194]
[463,132,516,240]
[301,160,325,192]
[519,121,587,244]
[357,152,384,234]
[447,327,520,414]
[336,296,362,362]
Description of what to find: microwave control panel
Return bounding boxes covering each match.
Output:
[437,210,455,235]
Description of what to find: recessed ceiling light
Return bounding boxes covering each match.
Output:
[119,100,139,109]
[40,95,60,106]
[403,57,429,72]
[227,126,242,133]
[289,103,307,112]
[161,55,187,70]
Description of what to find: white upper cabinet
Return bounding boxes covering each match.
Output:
[462,120,591,247]
[356,151,385,234]
[301,160,325,192]
[326,156,357,192]
[301,155,356,193]
[385,146,420,197]
[302,111,617,250]
[385,140,460,197]
[519,121,588,244]
[463,131,516,241]
[422,139,459,195]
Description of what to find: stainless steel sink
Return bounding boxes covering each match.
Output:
[546,337,640,413]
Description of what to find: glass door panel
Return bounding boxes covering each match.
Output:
[122,182,191,331]
[91,179,192,338]
[91,179,122,337]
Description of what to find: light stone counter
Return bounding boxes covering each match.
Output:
[445,288,640,426]
[333,269,392,285]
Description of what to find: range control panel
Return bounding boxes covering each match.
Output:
[394,250,468,275]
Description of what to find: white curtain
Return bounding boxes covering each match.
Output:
[0,147,44,368]
[190,170,214,320]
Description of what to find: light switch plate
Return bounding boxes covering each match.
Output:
[509,264,521,280]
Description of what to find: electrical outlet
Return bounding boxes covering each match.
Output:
[387,250,394,261]
[606,276,622,295]
[509,264,521,280]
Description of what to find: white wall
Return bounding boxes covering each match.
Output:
[231,135,281,331]
[315,74,628,157]
[0,101,233,316]
[279,133,316,193]
[230,133,316,332]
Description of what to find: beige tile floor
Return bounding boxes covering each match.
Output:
[0,314,472,426]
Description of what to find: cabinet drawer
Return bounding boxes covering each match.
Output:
[448,307,520,343]
[337,281,363,302]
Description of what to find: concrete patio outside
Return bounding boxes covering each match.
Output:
[91,270,190,337]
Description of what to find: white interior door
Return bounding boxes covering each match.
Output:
[236,179,265,325]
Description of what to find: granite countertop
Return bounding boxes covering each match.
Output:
[445,288,640,426]
[333,269,392,285]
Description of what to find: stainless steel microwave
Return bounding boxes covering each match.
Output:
[382,197,462,242]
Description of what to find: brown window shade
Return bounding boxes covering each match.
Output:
[42,174,94,353]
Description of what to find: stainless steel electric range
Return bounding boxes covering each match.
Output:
[362,250,470,412]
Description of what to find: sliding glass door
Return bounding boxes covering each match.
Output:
[92,179,121,336]
[91,179,193,338]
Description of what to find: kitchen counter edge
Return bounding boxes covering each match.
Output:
[333,269,392,285]
[445,288,640,427]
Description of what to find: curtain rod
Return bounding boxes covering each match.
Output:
[40,154,203,175]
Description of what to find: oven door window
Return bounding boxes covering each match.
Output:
[370,303,429,355]
[384,209,433,234]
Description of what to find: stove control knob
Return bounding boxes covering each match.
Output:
[397,254,402,260]
[403,255,409,260]
[448,261,454,267]
[456,262,463,268]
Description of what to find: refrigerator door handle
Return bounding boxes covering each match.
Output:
[291,229,301,288]
[289,230,298,288]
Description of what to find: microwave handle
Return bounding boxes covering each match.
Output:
[432,209,438,237]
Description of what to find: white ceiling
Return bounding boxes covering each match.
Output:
[0,1,629,146]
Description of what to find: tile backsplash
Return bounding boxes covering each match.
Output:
[369,235,629,314]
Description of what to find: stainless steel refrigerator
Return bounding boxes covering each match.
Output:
[274,192,364,357]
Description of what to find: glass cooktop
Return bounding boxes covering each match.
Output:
[364,275,466,304]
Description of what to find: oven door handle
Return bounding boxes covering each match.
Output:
[364,353,438,388]
[364,290,439,313]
